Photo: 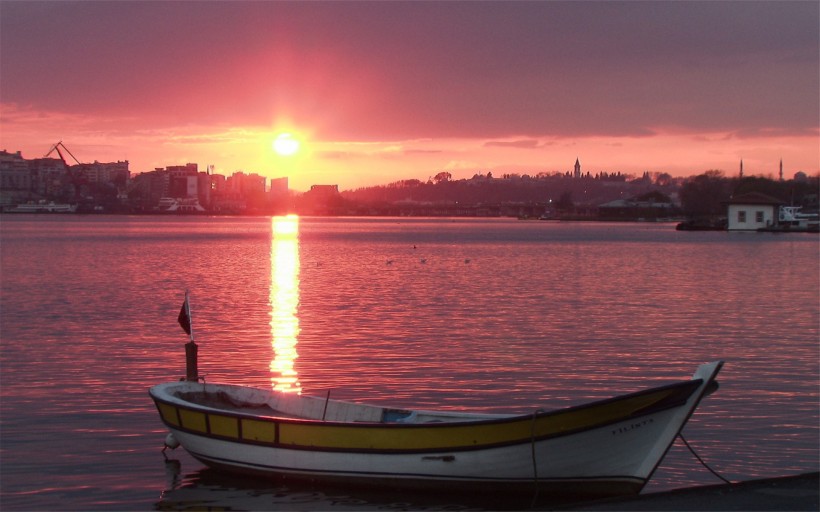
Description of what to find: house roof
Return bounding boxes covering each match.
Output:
[727,192,783,205]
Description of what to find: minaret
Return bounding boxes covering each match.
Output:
[574,158,581,179]
[739,159,743,178]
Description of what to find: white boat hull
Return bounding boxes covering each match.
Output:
[151,361,722,497]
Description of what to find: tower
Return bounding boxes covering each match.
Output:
[740,159,743,178]
[574,158,581,179]
[779,159,783,181]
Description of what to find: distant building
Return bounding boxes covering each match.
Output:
[129,169,170,209]
[726,192,781,231]
[308,184,339,195]
[0,151,32,208]
[75,160,130,185]
[301,184,341,214]
[574,158,581,179]
[196,172,212,207]
[165,163,198,198]
[28,157,69,196]
[269,176,288,197]
[211,173,227,193]
[0,150,31,191]
[227,172,266,197]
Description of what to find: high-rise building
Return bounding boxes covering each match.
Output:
[269,176,288,197]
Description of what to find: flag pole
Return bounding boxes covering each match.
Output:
[185,290,194,342]
[179,290,198,382]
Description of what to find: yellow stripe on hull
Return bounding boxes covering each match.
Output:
[178,409,208,433]
[153,382,697,452]
[158,402,180,427]
[278,420,532,450]
[533,387,683,438]
[209,414,240,438]
[242,419,276,443]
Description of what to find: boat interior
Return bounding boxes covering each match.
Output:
[173,384,511,424]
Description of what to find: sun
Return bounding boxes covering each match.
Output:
[272,133,300,156]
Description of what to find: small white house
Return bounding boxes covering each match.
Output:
[726,192,781,231]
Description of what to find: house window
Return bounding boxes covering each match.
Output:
[756,211,764,223]
[738,211,746,223]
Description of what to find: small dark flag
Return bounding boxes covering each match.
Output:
[178,299,191,336]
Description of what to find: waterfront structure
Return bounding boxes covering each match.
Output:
[726,192,781,231]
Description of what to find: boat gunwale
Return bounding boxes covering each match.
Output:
[150,378,702,429]
[149,378,704,454]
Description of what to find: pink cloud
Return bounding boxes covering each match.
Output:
[484,140,544,149]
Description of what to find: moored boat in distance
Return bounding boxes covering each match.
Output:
[758,206,820,233]
[150,302,723,499]
[5,201,77,213]
[156,197,206,213]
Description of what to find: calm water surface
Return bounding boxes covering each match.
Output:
[1,215,817,510]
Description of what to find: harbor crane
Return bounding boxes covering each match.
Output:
[44,141,82,166]
[44,141,85,200]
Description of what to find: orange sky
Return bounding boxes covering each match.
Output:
[1,2,817,191]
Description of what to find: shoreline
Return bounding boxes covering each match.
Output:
[556,472,819,511]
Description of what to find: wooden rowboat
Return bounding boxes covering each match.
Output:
[150,357,722,499]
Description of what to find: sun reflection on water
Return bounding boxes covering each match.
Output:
[269,215,301,393]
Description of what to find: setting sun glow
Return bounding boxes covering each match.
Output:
[0,3,816,192]
[272,133,300,157]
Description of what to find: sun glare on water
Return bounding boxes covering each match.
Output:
[270,215,301,394]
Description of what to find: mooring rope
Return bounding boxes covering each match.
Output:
[678,433,732,484]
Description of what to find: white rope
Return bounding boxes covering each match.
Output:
[678,433,732,484]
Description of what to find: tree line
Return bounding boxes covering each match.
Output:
[342,170,818,219]
[680,170,819,218]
